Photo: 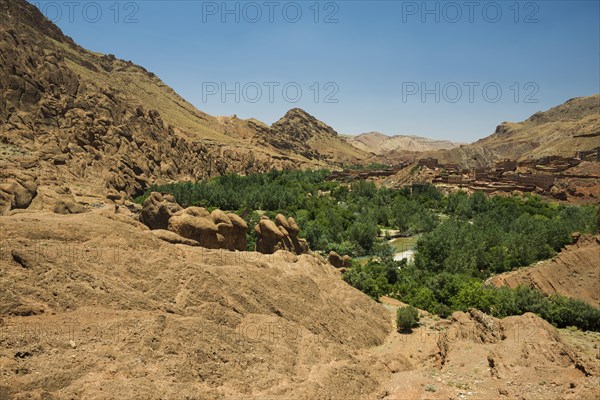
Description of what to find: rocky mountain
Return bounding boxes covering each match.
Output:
[343,132,462,155]
[257,108,367,163]
[0,0,366,215]
[426,95,600,167]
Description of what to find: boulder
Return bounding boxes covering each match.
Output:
[161,206,249,250]
[328,251,351,268]
[53,200,87,214]
[254,217,285,254]
[0,178,38,213]
[226,213,248,251]
[255,214,310,255]
[168,208,223,249]
[287,217,300,236]
[275,213,291,231]
[342,255,352,266]
[140,192,182,230]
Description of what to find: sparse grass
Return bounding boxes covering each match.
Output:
[448,381,470,390]
[567,326,578,332]
[425,384,437,392]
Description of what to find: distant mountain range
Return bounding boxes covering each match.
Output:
[423,95,600,167]
[342,132,463,155]
[0,0,598,215]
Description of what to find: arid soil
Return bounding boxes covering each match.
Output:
[1,209,598,399]
[0,208,392,399]
[487,235,600,308]
[378,297,599,400]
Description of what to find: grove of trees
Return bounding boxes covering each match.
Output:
[138,169,600,331]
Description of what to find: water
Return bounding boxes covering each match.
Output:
[389,236,419,263]
[354,235,419,265]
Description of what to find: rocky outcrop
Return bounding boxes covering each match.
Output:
[254,214,309,255]
[254,108,367,163]
[224,212,249,251]
[0,1,316,215]
[167,207,222,249]
[148,229,200,246]
[0,170,38,215]
[168,207,247,251]
[434,309,598,383]
[328,251,351,268]
[52,200,87,214]
[140,192,183,230]
[137,193,247,250]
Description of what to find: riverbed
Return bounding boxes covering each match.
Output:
[355,235,419,265]
[389,236,419,263]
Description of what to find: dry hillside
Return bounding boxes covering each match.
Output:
[0,0,366,216]
[422,95,600,167]
[487,235,600,308]
[0,209,598,399]
[343,132,462,155]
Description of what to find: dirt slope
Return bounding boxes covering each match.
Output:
[0,208,392,399]
[487,235,600,308]
[1,209,598,399]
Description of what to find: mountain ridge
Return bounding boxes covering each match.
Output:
[343,132,463,155]
[0,0,366,215]
[423,95,600,166]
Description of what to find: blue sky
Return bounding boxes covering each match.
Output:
[29,1,600,142]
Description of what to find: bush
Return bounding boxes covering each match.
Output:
[433,303,453,319]
[396,306,420,333]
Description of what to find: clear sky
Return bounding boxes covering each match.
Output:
[28,0,600,142]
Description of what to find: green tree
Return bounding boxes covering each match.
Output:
[396,306,420,333]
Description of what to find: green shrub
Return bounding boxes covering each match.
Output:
[433,303,452,319]
[396,306,420,333]
[425,384,437,392]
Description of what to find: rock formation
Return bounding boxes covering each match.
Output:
[138,192,248,250]
[0,170,38,215]
[140,192,183,230]
[52,199,87,214]
[167,207,248,251]
[328,251,351,268]
[254,214,309,255]
[0,0,368,218]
